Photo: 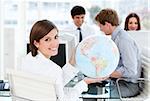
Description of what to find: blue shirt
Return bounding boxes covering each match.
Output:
[111,26,141,82]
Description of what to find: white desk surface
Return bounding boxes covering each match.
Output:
[0,97,11,101]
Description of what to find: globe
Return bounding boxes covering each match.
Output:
[75,34,119,78]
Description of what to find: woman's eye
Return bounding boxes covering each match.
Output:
[55,35,59,39]
[129,22,132,24]
[45,38,51,41]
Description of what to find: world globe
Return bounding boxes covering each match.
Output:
[75,34,119,78]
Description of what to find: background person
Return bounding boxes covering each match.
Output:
[95,8,141,99]
[124,13,141,31]
[64,5,96,45]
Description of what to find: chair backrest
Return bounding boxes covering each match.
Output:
[7,69,57,101]
[128,31,150,78]
[117,31,150,100]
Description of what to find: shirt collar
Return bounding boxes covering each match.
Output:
[70,21,85,30]
[37,51,50,62]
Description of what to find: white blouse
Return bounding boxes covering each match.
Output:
[21,51,87,101]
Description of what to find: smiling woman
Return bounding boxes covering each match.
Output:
[29,20,59,58]
[18,19,101,101]
[124,13,141,31]
[20,20,65,100]
[33,28,59,58]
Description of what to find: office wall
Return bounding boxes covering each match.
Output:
[3,28,15,75]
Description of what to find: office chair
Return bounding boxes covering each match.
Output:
[7,69,57,101]
[116,48,150,101]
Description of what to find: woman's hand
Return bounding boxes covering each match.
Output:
[83,76,109,84]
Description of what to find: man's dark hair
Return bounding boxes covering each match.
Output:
[71,5,86,18]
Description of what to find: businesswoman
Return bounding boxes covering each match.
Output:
[21,20,104,101]
[21,20,65,101]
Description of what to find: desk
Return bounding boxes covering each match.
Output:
[80,83,111,101]
[64,82,111,101]
[0,97,11,101]
[63,65,111,100]
[0,91,11,101]
[0,91,10,97]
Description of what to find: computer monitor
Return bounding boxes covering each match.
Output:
[128,31,149,49]
[50,43,66,67]
[51,33,75,67]
[27,33,75,68]
[27,43,30,54]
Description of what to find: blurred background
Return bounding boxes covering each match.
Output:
[0,0,149,80]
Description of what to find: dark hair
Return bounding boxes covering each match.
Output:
[29,20,58,56]
[95,8,119,26]
[124,13,141,31]
[71,5,86,18]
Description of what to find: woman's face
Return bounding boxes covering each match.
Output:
[128,17,138,31]
[34,28,59,58]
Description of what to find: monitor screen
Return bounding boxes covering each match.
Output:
[50,44,66,67]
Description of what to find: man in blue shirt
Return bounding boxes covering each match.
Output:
[95,8,141,99]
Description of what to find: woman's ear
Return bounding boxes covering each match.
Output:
[34,40,39,48]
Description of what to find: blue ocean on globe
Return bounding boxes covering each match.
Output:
[75,34,119,78]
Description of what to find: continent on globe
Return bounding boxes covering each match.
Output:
[90,56,108,76]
